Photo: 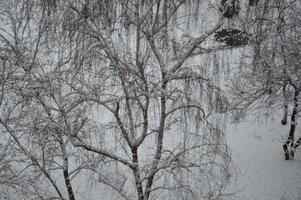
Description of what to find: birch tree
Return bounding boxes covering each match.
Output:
[64,0,238,199]
[0,1,90,199]
[0,0,245,199]
[229,0,301,160]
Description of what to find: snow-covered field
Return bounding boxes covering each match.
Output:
[228,115,301,200]
[74,114,301,200]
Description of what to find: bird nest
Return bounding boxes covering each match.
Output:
[214,29,251,47]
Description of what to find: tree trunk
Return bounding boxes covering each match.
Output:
[60,139,75,200]
[283,89,299,160]
[131,147,144,200]
[144,80,167,200]
[288,91,299,143]
[63,168,75,200]
[281,85,288,125]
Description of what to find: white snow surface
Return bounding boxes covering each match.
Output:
[227,115,301,200]
[40,113,301,200]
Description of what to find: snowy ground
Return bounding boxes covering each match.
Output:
[54,114,301,200]
[227,115,301,200]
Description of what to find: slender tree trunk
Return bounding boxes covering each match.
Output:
[131,147,144,200]
[144,80,167,200]
[60,138,75,200]
[281,84,288,125]
[288,100,298,142]
[63,168,75,200]
[283,89,299,160]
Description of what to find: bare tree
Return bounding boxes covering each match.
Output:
[63,0,237,199]
[0,1,90,199]
[0,0,246,199]
[229,0,301,160]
